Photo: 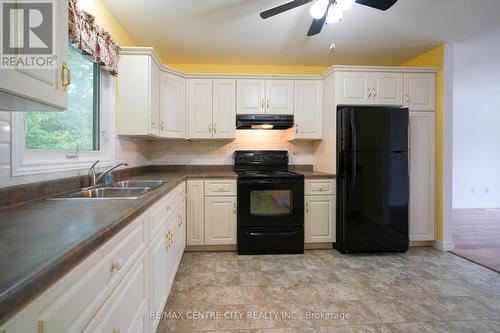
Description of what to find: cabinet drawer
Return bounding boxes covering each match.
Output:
[83,252,149,333]
[204,179,237,196]
[305,179,336,195]
[1,213,149,333]
[150,190,178,238]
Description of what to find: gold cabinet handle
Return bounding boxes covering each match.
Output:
[61,62,71,91]
[233,202,237,215]
[112,329,123,333]
[266,98,270,109]
[261,99,265,109]
[372,89,377,98]
[150,115,156,129]
[319,186,324,192]
[160,120,165,131]
[405,94,411,105]
[295,124,299,133]
[208,123,212,134]
[367,88,371,98]
[178,214,183,226]
[305,201,309,213]
[165,232,170,250]
[38,320,46,333]
[110,260,122,272]
[213,123,217,133]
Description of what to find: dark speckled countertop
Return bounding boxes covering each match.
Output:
[0,168,334,323]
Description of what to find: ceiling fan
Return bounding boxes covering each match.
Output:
[260,0,399,36]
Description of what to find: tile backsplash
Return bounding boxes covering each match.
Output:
[144,130,314,165]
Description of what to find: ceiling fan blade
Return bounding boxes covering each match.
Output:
[260,0,313,19]
[307,14,327,36]
[355,0,398,11]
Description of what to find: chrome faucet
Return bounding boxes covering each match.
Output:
[88,160,128,187]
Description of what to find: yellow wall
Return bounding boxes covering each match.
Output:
[167,63,329,75]
[77,0,135,46]
[401,45,444,241]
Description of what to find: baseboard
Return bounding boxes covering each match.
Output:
[433,240,455,251]
[185,245,236,252]
[410,241,434,247]
[453,202,500,209]
[305,242,333,250]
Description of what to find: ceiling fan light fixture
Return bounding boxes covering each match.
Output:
[337,0,355,11]
[309,0,329,19]
[326,4,343,23]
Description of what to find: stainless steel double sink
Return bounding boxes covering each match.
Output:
[50,180,167,200]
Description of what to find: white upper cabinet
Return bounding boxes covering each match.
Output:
[409,112,436,241]
[0,0,68,111]
[336,72,371,105]
[188,79,213,139]
[188,79,236,139]
[404,73,436,111]
[150,62,161,137]
[160,72,186,138]
[337,71,403,106]
[117,54,161,136]
[212,79,236,139]
[237,80,266,114]
[237,80,294,115]
[371,73,403,105]
[265,80,294,115]
[293,80,323,140]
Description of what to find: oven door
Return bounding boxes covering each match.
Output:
[237,178,304,227]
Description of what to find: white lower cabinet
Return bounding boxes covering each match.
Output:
[305,195,336,243]
[204,196,237,245]
[409,112,436,241]
[83,252,149,333]
[187,180,205,245]
[1,182,187,333]
[304,179,336,243]
[186,179,237,246]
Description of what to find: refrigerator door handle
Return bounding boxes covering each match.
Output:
[349,111,357,187]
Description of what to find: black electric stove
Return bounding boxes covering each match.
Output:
[234,150,304,255]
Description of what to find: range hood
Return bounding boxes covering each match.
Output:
[236,114,294,130]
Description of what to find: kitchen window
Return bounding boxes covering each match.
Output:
[11,44,115,176]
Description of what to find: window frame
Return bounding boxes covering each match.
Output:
[11,71,115,176]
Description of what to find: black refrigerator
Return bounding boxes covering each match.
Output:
[336,106,409,253]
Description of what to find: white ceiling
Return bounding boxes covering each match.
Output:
[103,0,500,66]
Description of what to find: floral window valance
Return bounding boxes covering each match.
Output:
[68,0,120,75]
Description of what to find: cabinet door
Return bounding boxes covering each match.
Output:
[160,72,186,138]
[404,73,436,111]
[186,180,205,245]
[0,0,68,111]
[305,195,335,243]
[336,72,371,105]
[188,79,213,138]
[204,196,237,245]
[149,230,170,333]
[236,80,266,114]
[294,80,323,139]
[265,80,294,115]
[409,112,435,241]
[176,184,187,257]
[83,253,149,333]
[213,79,236,139]
[149,60,161,136]
[371,73,403,106]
